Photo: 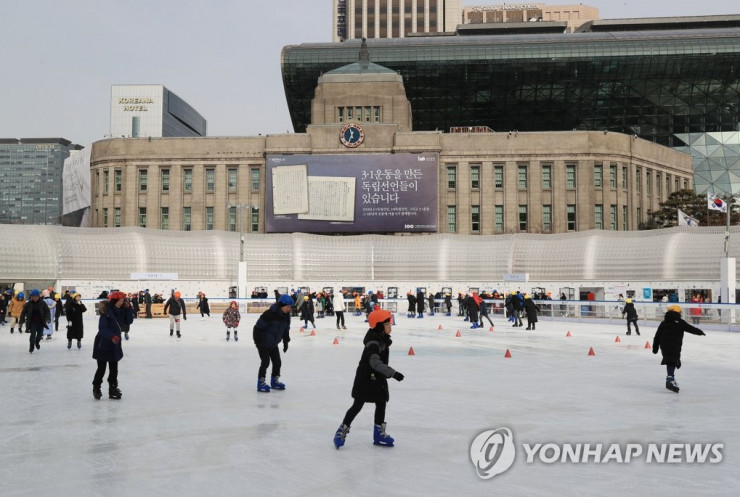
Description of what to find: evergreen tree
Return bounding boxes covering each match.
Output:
[648,189,738,228]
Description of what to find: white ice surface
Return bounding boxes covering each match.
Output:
[1,311,738,497]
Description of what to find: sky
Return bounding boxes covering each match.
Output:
[1,1,738,148]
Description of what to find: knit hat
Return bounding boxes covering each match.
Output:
[368,309,393,329]
[108,291,127,301]
[667,304,682,313]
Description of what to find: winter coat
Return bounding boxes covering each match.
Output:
[300,299,315,322]
[222,306,241,328]
[93,301,134,362]
[334,293,346,313]
[0,296,6,316]
[690,296,703,316]
[196,297,210,314]
[20,299,51,328]
[407,294,416,312]
[9,297,25,318]
[652,310,705,368]
[622,302,638,321]
[444,295,452,311]
[523,298,539,322]
[65,299,87,340]
[253,302,291,350]
[43,298,56,335]
[416,292,425,313]
[164,297,187,317]
[466,295,479,321]
[351,328,398,403]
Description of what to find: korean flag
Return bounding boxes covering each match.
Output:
[707,193,727,213]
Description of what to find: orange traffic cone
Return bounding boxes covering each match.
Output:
[455,330,461,337]
[408,346,415,356]
[333,337,339,345]
[645,341,651,349]
[566,331,572,337]
[588,347,595,356]
[300,326,305,333]
[310,330,316,336]
[504,349,512,358]
[438,324,443,330]
[489,326,494,332]
[615,336,621,343]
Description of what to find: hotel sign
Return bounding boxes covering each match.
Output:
[470,4,539,12]
[118,97,154,111]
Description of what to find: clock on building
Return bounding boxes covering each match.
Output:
[340,123,364,148]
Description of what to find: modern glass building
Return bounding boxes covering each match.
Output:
[110,85,207,138]
[282,16,740,194]
[0,138,83,225]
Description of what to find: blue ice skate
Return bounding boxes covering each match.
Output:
[270,375,286,390]
[257,377,271,393]
[334,423,350,449]
[417,313,423,319]
[373,423,394,447]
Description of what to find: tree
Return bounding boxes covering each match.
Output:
[648,189,740,228]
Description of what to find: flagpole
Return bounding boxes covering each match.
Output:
[726,194,731,258]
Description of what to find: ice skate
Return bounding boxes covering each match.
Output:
[373,423,394,447]
[125,332,129,340]
[341,325,347,330]
[226,331,230,341]
[93,385,102,400]
[176,331,181,338]
[270,375,286,390]
[77,340,82,349]
[234,333,238,342]
[626,330,631,336]
[666,376,679,393]
[257,377,271,393]
[67,340,72,349]
[170,329,174,337]
[109,384,122,400]
[333,423,350,449]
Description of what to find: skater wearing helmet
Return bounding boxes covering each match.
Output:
[333,308,405,449]
[652,304,705,393]
[9,292,26,334]
[19,289,51,353]
[164,291,187,338]
[222,301,241,342]
[93,291,134,399]
[621,298,640,335]
[253,294,292,392]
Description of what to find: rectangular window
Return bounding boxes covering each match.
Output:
[374,106,380,123]
[518,205,528,231]
[103,207,108,227]
[228,206,237,232]
[471,205,480,232]
[494,165,503,189]
[656,173,662,197]
[543,204,552,232]
[447,165,457,189]
[636,168,641,193]
[594,204,603,230]
[347,106,353,120]
[138,207,147,228]
[610,164,617,188]
[683,180,688,190]
[138,169,147,192]
[675,178,680,192]
[637,207,642,228]
[161,169,170,192]
[160,207,169,230]
[183,207,191,231]
[622,205,628,231]
[447,205,456,232]
[95,171,100,196]
[541,164,552,189]
[206,168,215,192]
[646,171,651,195]
[610,205,617,230]
[594,164,603,188]
[114,169,122,193]
[622,166,628,189]
[251,167,260,191]
[205,207,214,230]
[666,175,671,195]
[566,164,576,189]
[250,207,259,232]
[103,170,109,195]
[184,169,193,192]
[494,205,504,232]
[338,107,344,123]
[113,207,121,227]
[228,168,238,192]
[517,164,528,189]
[470,164,480,189]
[567,205,576,231]
[364,106,371,122]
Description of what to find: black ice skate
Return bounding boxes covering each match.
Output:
[665,376,679,393]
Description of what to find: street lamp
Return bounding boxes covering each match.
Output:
[226,203,259,300]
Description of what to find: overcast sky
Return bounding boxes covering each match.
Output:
[1,1,737,147]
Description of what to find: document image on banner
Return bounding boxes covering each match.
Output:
[297,176,356,222]
[272,164,309,214]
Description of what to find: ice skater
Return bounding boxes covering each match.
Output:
[92,291,134,399]
[621,298,640,335]
[164,291,187,337]
[64,292,87,349]
[300,295,316,329]
[252,294,292,392]
[9,291,25,334]
[523,294,539,330]
[222,300,241,342]
[652,304,705,393]
[197,292,211,319]
[19,289,51,353]
[333,308,404,449]
[334,289,347,330]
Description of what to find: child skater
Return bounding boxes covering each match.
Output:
[621,298,640,335]
[222,301,241,342]
[652,304,705,393]
[333,308,405,449]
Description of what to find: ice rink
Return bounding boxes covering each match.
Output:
[1,308,738,497]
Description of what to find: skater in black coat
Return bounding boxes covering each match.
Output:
[406,291,416,318]
[621,298,640,335]
[523,294,539,330]
[333,308,404,449]
[196,292,211,318]
[64,292,87,349]
[253,295,292,392]
[92,292,134,400]
[652,304,705,393]
[300,296,316,329]
[415,289,425,318]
